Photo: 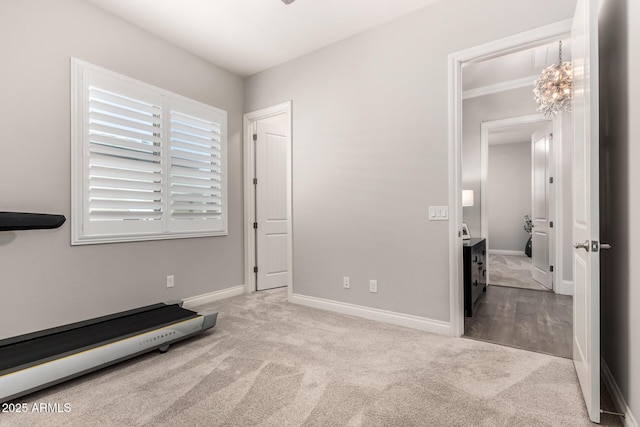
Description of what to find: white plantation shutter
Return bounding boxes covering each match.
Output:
[87,86,164,235]
[72,59,227,244]
[168,101,225,232]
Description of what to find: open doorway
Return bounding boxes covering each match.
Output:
[484,118,553,292]
[458,39,574,359]
[451,5,605,420]
[488,123,551,291]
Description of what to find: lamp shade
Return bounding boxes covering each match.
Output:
[462,190,474,207]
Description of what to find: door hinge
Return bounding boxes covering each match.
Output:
[253,178,257,185]
[550,221,554,228]
[254,266,258,273]
[549,177,554,184]
[550,265,554,272]
[253,222,258,229]
[253,133,257,142]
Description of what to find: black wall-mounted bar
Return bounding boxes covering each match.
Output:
[0,212,66,231]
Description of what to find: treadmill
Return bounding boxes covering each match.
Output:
[0,212,218,403]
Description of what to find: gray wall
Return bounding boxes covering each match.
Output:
[0,0,245,339]
[245,0,576,321]
[600,0,640,419]
[462,87,540,238]
[487,142,531,252]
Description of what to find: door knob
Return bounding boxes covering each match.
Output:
[574,240,590,251]
[601,243,612,250]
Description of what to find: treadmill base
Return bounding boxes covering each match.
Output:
[0,302,217,403]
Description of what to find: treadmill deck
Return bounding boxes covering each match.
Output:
[0,302,217,403]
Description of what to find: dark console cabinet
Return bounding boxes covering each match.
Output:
[463,238,486,317]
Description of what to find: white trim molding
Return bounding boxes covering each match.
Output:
[489,249,526,256]
[463,75,539,100]
[182,285,245,309]
[602,358,638,427]
[290,293,450,336]
[551,112,572,296]
[448,19,572,337]
[448,43,464,338]
[556,280,574,296]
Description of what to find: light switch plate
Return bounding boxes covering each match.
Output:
[428,206,449,221]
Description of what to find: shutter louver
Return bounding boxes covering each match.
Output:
[169,110,222,221]
[88,88,163,222]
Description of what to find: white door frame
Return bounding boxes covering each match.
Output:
[448,20,572,337]
[480,114,564,293]
[243,101,293,297]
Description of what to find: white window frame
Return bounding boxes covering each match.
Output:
[71,58,228,245]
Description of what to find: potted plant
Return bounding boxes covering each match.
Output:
[524,215,532,257]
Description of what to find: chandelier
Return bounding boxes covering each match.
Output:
[533,41,573,118]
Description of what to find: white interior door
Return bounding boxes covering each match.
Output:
[255,119,290,291]
[572,0,600,422]
[531,130,552,289]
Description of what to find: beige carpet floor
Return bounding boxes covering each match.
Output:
[0,289,620,426]
[489,254,550,291]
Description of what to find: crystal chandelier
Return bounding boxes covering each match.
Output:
[533,41,573,118]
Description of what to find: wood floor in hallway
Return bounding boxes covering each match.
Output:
[464,285,573,359]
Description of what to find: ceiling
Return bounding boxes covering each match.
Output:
[465,39,571,144]
[489,122,550,146]
[463,39,571,91]
[84,0,444,76]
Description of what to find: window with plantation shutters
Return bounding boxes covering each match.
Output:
[71,59,227,245]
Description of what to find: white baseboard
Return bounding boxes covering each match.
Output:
[182,285,245,309]
[602,358,638,427]
[488,249,526,256]
[289,293,450,336]
[556,280,574,296]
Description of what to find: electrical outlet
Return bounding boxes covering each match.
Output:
[369,279,378,293]
[166,275,174,288]
[343,276,350,289]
